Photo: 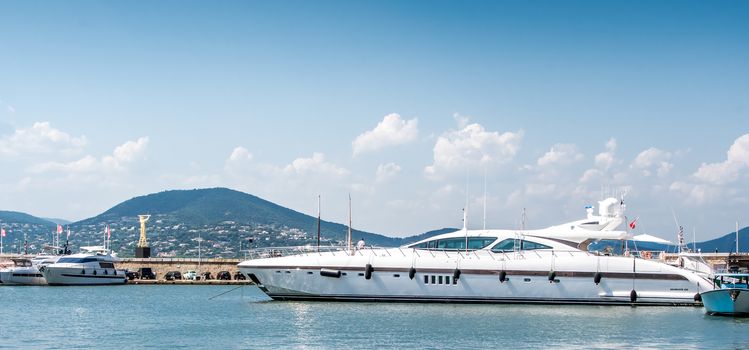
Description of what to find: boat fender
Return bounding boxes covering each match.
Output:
[320,269,342,278]
[548,271,556,283]
[499,271,507,283]
[409,267,416,280]
[694,293,702,302]
[453,268,461,281]
[594,272,602,285]
[365,264,373,280]
[81,269,85,275]
[93,270,97,275]
[104,270,108,275]
[630,290,637,303]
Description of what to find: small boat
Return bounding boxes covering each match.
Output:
[0,256,60,286]
[41,247,127,286]
[701,273,749,316]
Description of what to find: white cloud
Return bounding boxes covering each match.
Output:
[579,168,601,183]
[284,152,349,178]
[0,121,87,157]
[30,137,149,174]
[352,113,418,155]
[693,133,749,185]
[375,163,401,183]
[228,146,253,163]
[632,147,673,177]
[105,137,149,166]
[537,143,584,167]
[594,138,617,170]
[425,122,523,177]
[669,181,715,204]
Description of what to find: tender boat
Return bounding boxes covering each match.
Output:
[700,273,749,316]
[238,198,713,305]
[41,247,127,286]
[0,255,59,286]
[0,256,60,286]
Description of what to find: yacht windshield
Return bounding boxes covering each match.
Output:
[56,257,101,264]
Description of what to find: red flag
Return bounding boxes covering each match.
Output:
[629,217,638,229]
[1,228,5,237]
[57,224,63,234]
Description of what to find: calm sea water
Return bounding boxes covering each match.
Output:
[0,285,747,349]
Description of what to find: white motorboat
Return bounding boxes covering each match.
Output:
[41,247,126,286]
[700,273,749,316]
[238,198,713,305]
[0,255,60,286]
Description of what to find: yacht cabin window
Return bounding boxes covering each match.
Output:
[490,239,551,253]
[410,237,497,251]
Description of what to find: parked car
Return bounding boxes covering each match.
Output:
[202,271,213,280]
[183,270,198,280]
[126,271,140,280]
[216,271,231,280]
[164,271,182,281]
[233,271,246,280]
[139,268,156,280]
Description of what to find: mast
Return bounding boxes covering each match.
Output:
[692,227,696,253]
[317,195,321,252]
[483,167,487,230]
[737,221,740,254]
[347,194,352,253]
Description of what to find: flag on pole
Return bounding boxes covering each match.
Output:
[1,228,5,237]
[629,217,639,230]
[107,225,111,239]
[67,227,71,239]
[57,224,63,234]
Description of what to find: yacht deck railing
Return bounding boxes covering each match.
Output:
[243,245,602,261]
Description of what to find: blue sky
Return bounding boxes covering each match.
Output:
[0,1,747,240]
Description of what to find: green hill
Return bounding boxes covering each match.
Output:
[74,188,405,252]
[0,210,56,227]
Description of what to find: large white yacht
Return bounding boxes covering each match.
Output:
[238,198,714,305]
[41,247,127,286]
[0,256,59,286]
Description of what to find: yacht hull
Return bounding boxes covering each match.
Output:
[0,268,47,286]
[240,251,709,306]
[701,288,749,316]
[42,266,127,286]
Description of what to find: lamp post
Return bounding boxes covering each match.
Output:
[197,232,204,271]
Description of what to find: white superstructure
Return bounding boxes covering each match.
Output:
[238,198,714,305]
[41,248,126,286]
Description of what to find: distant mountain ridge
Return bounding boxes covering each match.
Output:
[5,187,745,258]
[76,188,407,247]
[0,210,56,227]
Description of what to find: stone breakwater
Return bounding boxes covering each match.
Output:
[118,257,243,280]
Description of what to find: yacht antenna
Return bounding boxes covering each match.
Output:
[347,194,352,253]
[483,167,487,231]
[317,195,321,252]
[464,169,470,254]
[521,208,527,231]
[692,227,696,253]
[671,209,682,254]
